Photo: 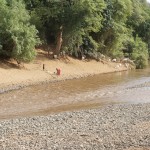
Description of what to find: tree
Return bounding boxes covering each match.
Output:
[23,0,150,68]
[24,0,106,56]
[131,36,149,69]
[0,0,39,63]
[93,0,133,57]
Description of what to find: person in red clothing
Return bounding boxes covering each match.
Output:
[56,68,61,75]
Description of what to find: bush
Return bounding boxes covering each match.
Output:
[131,37,148,69]
[0,0,39,63]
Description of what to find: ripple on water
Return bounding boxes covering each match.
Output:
[0,68,150,119]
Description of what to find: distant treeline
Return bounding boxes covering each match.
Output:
[0,0,150,68]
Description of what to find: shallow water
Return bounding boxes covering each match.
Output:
[0,67,150,119]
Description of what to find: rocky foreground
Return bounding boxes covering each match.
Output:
[0,103,150,150]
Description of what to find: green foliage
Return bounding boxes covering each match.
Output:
[25,0,106,56]
[95,0,149,68]
[95,0,133,55]
[131,37,149,69]
[0,0,39,62]
[0,0,150,68]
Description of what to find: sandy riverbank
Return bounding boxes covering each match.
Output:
[0,49,128,92]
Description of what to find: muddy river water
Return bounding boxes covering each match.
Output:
[0,67,150,120]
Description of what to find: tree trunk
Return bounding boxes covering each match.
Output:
[55,26,63,56]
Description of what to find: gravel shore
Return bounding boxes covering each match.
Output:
[0,103,150,150]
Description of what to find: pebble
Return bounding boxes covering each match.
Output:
[0,103,149,149]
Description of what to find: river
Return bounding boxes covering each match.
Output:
[0,67,150,120]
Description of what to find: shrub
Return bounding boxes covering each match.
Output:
[0,0,39,63]
[131,37,148,69]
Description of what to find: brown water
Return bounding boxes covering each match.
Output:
[0,68,150,120]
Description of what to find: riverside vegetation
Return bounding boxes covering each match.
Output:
[0,1,150,149]
[0,0,150,69]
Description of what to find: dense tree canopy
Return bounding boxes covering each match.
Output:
[0,0,150,68]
